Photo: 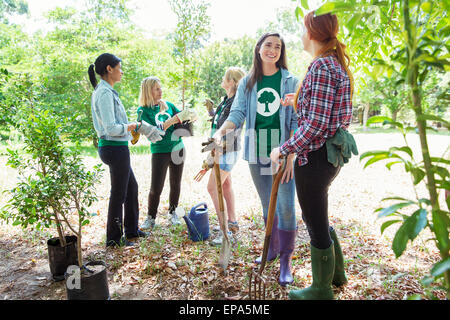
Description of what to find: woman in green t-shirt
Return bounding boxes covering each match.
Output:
[213,33,299,286]
[138,77,197,230]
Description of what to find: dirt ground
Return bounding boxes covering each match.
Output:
[0,128,448,300]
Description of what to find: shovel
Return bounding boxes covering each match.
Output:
[212,148,231,273]
[248,157,286,300]
[200,138,231,273]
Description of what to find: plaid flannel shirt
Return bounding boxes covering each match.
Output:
[279,55,353,166]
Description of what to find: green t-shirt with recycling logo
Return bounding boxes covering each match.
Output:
[137,101,184,154]
[255,69,282,158]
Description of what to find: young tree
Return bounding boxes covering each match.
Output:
[168,0,211,109]
[295,0,449,299]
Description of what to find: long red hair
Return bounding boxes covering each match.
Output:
[294,12,354,110]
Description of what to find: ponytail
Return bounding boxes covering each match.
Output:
[88,64,97,89]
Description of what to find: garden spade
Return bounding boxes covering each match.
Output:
[248,157,286,300]
[198,138,231,273]
[212,148,231,272]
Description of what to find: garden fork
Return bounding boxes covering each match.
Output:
[248,157,286,300]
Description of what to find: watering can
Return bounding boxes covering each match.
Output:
[181,203,210,242]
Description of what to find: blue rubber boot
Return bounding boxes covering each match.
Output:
[278,229,296,286]
[255,215,280,264]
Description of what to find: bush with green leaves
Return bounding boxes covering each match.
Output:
[1,109,103,267]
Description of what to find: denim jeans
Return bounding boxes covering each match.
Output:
[248,157,296,231]
[98,146,139,246]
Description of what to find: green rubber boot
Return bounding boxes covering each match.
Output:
[330,227,348,287]
[288,242,335,300]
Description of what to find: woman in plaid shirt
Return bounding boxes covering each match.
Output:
[271,12,354,300]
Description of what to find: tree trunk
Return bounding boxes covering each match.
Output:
[54,212,66,247]
[403,0,448,298]
[363,103,370,131]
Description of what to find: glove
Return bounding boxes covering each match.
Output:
[131,130,140,145]
[175,109,198,123]
[326,128,358,168]
[137,120,166,143]
[131,109,144,145]
[204,99,214,115]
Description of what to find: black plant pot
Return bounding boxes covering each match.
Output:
[47,235,78,282]
[173,121,194,137]
[65,261,110,300]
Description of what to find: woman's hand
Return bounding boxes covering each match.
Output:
[281,93,295,107]
[212,129,223,146]
[281,153,296,184]
[270,148,295,184]
[127,123,137,132]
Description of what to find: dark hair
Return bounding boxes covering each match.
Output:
[246,33,288,93]
[88,53,122,89]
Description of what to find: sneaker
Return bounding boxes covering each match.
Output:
[210,230,233,247]
[169,213,182,225]
[213,221,239,233]
[228,221,239,234]
[141,216,156,230]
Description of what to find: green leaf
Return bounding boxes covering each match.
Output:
[392,223,409,258]
[360,150,389,160]
[432,210,450,252]
[430,257,450,277]
[346,12,363,31]
[420,2,432,13]
[417,114,450,129]
[366,115,393,126]
[381,220,402,234]
[295,6,304,20]
[411,167,426,185]
[389,146,413,158]
[363,153,391,168]
[408,209,428,240]
[301,0,309,10]
[386,161,402,170]
[315,2,356,16]
[12,220,22,226]
[377,201,415,219]
[430,157,450,166]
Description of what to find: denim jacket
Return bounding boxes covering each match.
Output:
[226,68,299,163]
[91,80,131,141]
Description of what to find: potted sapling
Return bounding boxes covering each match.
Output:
[1,110,107,299]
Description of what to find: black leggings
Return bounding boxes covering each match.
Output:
[294,145,341,249]
[98,146,139,245]
[148,148,185,218]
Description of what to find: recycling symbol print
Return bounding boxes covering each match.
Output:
[256,88,280,117]
[155,111,171,127]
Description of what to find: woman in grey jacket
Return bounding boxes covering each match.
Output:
[89,53,161,247]
[213,33,299,286]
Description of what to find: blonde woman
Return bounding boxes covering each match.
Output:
[138,77,197,229]
[204,67,246,246]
